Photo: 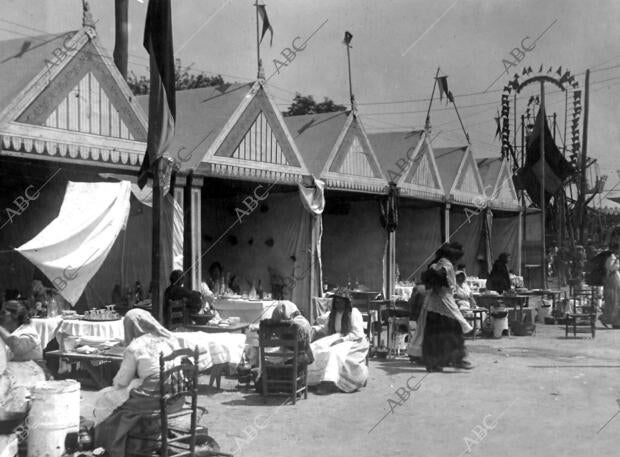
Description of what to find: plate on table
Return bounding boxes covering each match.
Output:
[80,317,122,322]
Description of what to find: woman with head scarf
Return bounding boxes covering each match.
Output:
[93,309,180,456]
[307,290,369,393]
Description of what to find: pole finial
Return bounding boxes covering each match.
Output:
[82,0,96,29]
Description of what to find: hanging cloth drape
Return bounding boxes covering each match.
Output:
[477,208,493,277]
[294,178,325,318]
[380,183,399,298]
[16,181,132,305]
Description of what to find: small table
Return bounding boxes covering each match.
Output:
[463,309,486,340]
[45,350,123,389]
[184,323,249,334]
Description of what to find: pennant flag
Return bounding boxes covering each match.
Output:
[436,75,454,103]
[344,31,353,45]
[514,105,575,206]
[138,0,176,189]
[257,4,273,46]
[494,110,501,139]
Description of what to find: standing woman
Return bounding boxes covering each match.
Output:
[421,242,473,372]
[601,251,620,328]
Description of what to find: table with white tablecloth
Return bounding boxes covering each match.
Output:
[213,298,288,324]
[56,319,125,348]
[31,316,63,349]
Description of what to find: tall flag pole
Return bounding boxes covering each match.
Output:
[343,31,355,111]
[255,2,273,79]
[437,73,470,144]
[140,0,177,323]
[539,81,546,290]
[424,68,440,133]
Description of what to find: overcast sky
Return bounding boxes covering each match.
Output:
[2,0,619,192]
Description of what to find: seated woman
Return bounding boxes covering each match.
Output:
[0,300,46,415]
[308,291,369,394]
[93,309,181,457]
[454,271,476,312]
[261,302,313,365]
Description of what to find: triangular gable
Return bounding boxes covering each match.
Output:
[326,117,382,179]
[492,159,519,203]
[453,149,484,195]
[320,114,386,193]
[0,28,147,168]
[403,138,442,191]
[203,83,308,178]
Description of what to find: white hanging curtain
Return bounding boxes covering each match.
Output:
[16,181,132,305]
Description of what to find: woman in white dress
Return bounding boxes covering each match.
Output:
[308,292,369,393]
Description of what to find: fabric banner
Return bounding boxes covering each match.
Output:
[16,182,132,305]
[296,178,325,316]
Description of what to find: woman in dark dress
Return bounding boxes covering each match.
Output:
[421,242,473,372]
[487,253,512,294]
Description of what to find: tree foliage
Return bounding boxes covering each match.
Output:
[284,93,347,116]
[126,59,226,95]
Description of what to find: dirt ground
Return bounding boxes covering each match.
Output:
[81,322,620,457]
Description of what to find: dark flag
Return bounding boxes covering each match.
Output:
[344,31,353,45]
[436,75,454,103]
[494,109,501,139]
[138,0,176,189]
[257,4,273,46]
[514,106,574,206]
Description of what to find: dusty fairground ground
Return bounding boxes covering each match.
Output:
[81,323,620,457]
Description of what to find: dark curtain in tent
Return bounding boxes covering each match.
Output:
[396,206,442,282]
[491,214,520,273]
[0,176,65,298]
[449,209,484,275]
[322,200,386,292]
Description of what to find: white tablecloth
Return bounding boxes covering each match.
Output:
[214,298,289,324]
[31,316,63,349]
[57,319,125,347]
[175,332,246,371]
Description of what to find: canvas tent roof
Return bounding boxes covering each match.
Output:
[477,157,520,211]
[138,81,310,184]
[433,145,486,207]
[285,111,387,193]
[369,130,444,202]
[0,27,148,170]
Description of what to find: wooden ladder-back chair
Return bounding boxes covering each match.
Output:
[167,299,186,330]
[566,288,596,338]
[258,320,309,405]
[127,347,232,457]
